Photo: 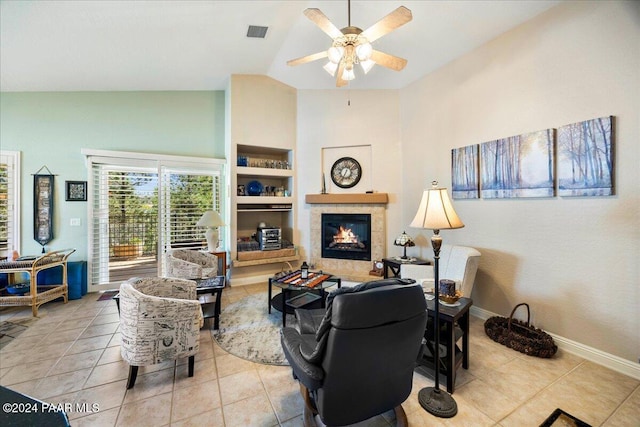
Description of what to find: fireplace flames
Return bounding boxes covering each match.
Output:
[330,226,365,249]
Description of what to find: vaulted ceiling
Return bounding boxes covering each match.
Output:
[0,1,561,92]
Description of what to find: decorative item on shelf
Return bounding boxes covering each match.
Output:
[196,210,225,252]
[237,185,245,196]
[246,180,263,196]
[410,180,464,418]
[369,260,384,276]
[393,231,415,259]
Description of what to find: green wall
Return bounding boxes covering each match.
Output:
[0,91,226,260]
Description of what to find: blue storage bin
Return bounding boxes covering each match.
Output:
[37,261,87,300]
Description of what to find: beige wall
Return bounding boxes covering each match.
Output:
[400,1,639,362]
[296,90,403,262]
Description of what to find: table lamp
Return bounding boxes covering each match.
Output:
[196,210,224,252]
[394,231,415,259]
[410,181,464,418]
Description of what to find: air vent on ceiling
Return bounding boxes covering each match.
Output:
[247,25,268,38]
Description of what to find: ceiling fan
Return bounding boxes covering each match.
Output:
[287,0,412,87]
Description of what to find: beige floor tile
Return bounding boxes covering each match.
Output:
[171,380,222,422]
[280,414,304,426]
[123,367,175,404]
[80,322,119,339]
[98,345,123,365]
[24,341,74,364]
[116,391,172,427]
[4,378,41,398]
[68,379,127,419]
[66,334,112,355]
[48,349,104,376]
[215,353,256,378]
[0,358,56,385]
[264,382,304,424]
[222,391,278,427]
[218,369,263,406]
[602,385,640,427]
[91,313,121,325]
[454,376,521,422]
[0,333,45,351]
[174,356,217,389]
[84,360,130,388]
[257,364,297,391]
[171,407,225,427]
[40,326,86,345]
[36,367,93,399]
[108,332,121,347]
[72,407,120,427]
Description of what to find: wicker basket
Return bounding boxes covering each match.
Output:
[484,303,557,358]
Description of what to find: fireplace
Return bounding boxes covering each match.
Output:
[321,213,371,261]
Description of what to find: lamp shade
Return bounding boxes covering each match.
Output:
[410,182,464,230]
[196,210,224,228]
[394,231,415,247]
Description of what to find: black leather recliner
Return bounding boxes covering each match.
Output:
[280,278,427,426]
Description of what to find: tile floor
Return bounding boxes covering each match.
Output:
[1,284,638,426]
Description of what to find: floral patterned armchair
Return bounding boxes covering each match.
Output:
[165,249,218,279]
[119,277,203,389]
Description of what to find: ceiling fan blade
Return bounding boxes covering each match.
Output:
[370,50,408,71]
[287,51,328,67]
[304,8,343,39]
[361,6,412,43]
[336,61,348,87]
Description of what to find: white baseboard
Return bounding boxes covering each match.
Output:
[470,306,640,380]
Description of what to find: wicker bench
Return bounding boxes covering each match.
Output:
[0,249,75,317]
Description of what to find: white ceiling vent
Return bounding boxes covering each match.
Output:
[247,25,268,38]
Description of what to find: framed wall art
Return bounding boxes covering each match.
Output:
[66,180,87,201]
[557,116,614,196]
[452,145,479,199]
[480,129,555,198]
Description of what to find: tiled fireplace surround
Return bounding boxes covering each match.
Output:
[309,203,386,281]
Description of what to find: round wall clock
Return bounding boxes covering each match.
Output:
[330,157,362,188]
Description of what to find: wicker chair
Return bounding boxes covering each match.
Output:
[119,277,203,389]
[165,249,218,279]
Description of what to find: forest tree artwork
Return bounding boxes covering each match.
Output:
[557,116,614,196]
[480,129,555,198]
[452,145,479,199]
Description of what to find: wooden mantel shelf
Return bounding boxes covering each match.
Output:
[305,193,388,204]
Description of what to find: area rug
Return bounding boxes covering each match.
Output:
[540,408,592,427]
[97,290,119,301]
[0,318,37,350]
[212,292,296,365]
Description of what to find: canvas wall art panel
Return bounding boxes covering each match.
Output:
[480,129,555,198]
[557,116,614,196]
[452,145,479,199]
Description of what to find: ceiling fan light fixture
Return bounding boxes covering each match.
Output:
[360,59,376,74]
[356,42,372,61]
[342,68,356,81]
[323,61,338,76]
[328,46,344,63]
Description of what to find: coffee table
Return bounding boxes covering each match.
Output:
[268,271,341,327]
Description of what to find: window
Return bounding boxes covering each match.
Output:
[84,150,224,287]
[0,151,21,259]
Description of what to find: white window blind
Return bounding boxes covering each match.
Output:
[85,151,225,287]
[0,151,21,258]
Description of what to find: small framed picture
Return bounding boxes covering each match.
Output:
[237,185,245,196]
[66,181,87,201]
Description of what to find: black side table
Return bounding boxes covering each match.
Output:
[382,257,430,278]
[195,276,225,330]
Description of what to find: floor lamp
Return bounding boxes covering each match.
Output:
[410,181,464,418]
